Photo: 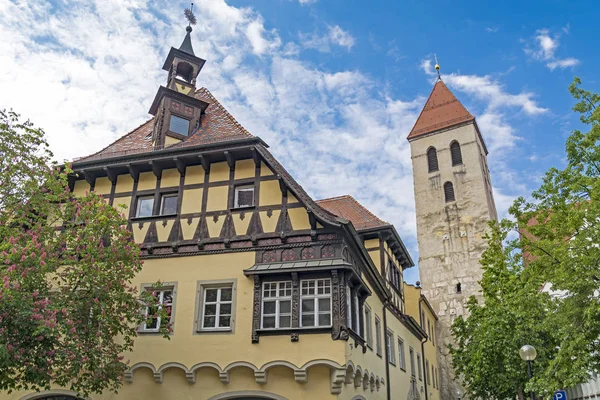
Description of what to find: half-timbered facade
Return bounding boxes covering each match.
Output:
[6,25,440,400]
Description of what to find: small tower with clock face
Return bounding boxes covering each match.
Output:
[149,9,209,148]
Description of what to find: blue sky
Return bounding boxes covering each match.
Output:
[0,0,597,283]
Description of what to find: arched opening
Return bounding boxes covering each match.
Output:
[427,147,439,172]
[450,141,463,166]
[21,394,83,400]
[175,61,194,82]
[208,392,288,400]
[444,181,455,202]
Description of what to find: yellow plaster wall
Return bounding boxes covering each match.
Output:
[259,180,282,206]
[288,207,311,230]
[369,249,381,272]
[206,186,229,212]
[115,175,134,193]
[138,172,157,191]
[206,216,226,238]
[112,196,131,218]
[260,210,281,233]
[156,219,175,242]
[72,180,90,197]
[132,222,150,243]
[234,159,255,180]
[232,213,251,236]
[160,169,180,188]
[209,162,230,183]
[288,193,299,204]
[184,166,205,185]
[181,218,200,240]
[181,189,203,214]
[260,161,274,176]
[165,136,182,147]
[94,177,112,195]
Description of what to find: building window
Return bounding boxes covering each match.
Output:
[353,295,361,333]
[261,281,292,329]
[409,347,415,376]
[142,287,174,332]
[346,287,352,329]
[136,196,154,218]
[450,141,463,166]
[234,185,255,208]
[427,147,439,172]
[364,305,373,349]
[200,285,233,331]
[386,330,396,365]
[444,181,456,202]
[456,282,462,294]
[421,311,425,328]
[417,353,423,381]
[388,261,401,292]
[432,321,436,345]
[160,193,178,215]
[169,115,190,136]
[398,337,406,370]
[300,278,332,327]
[428,319,432,340]
[375,317,382,356]
[426,359,431,385]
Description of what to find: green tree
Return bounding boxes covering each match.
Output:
[0,110,168,397]
[451,77,600,399]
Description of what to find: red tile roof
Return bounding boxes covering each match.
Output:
[76,87,253,162]
[407,80,474,140]
[316,195,388,231]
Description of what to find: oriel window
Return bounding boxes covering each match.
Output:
[261,281,292,329]
[234,185,255,208]
[300,279,332,327]
[169,115,190,136]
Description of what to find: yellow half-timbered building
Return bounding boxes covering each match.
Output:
[7,24,440,400]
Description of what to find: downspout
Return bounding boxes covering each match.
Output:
[419,297,429,400]
[383,302,391,400]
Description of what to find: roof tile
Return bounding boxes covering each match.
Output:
[316,195,388,231]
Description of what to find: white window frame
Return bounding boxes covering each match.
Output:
[409,347,416,376]
[300,278,332,328]
[398,336,406,370]
[136,195,154,218]
[346,286,352,328]
[375,316,382,356]
[200,286,233,331]
[364,305,373,348]
[234,185,255,208]
[353,295,360,333]
[261,281,292,329]
[160,193,178,215]
[386,329,396,365]
[141,287,174,332]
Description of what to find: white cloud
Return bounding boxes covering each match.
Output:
[524,28,580,71]
[485,27,498,33]
[300,25,355,52]
[297,0,318,4]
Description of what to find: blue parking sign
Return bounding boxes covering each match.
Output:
[554,390,567,400]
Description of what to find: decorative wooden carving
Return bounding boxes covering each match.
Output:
[251,275,261,344]
[301,247,315,260]
[321,245,334,258]
[291,273,299,328]
[291,333,299,342]
[331,270,340,339]
[282,249,295,261]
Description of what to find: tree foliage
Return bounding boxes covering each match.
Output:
[451,77,600,399]
[0,110,168,396]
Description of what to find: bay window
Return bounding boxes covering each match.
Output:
[261,281,292,329]
[300,278,332,327]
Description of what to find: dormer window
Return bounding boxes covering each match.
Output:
[234,185,255,208]
[169,115,190,136]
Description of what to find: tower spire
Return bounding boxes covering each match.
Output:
[434,54,441,80]
[180,3,197,55]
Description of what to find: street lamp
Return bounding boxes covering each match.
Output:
[457,389,462,400]
[519,345,537,400]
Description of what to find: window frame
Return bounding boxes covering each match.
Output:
[409,347,416,377]
[135,195,155,218]
[159,193,178,216]
[386,329,396,365]
[398,336,406,371]
[364,304,373,349]
[427,147,439,173]
[169,114,191,136]
[300,278,332,328]
[196,280,237,333]
[233,184,256,209]
[139,282,177,334]
[261,281,293,330]
[444,181,456,203]
[426,359,431,385]
[375,316,382,357]
[417,352,423,381]
[450,140,463,166]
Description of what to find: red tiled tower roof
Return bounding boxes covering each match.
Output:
[407,80,474,140]
[76,87,253,162]
[316,195,388,231]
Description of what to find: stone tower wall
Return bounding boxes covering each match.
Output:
[410,122,497,400]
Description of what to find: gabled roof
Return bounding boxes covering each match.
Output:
[407,80,474,140]
[76,87,253,162]
[316,195,389,231]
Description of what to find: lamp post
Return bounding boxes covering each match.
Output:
[519,345,537,400]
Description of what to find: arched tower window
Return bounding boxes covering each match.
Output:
[450,141,463,166]
[444,182,455,202]
[427,147,439,172]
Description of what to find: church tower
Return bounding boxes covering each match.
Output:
[408,70,497,400]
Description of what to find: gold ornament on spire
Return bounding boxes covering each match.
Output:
[434,54,441,80]
[184,3,197,27]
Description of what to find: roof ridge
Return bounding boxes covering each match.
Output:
[196,87,253,137]
[316,194,353,202]
[316,194,389,228]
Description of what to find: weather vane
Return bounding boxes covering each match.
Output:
[184,3,197,30]
[434,54,441,80]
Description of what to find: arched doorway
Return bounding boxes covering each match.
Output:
[207,391,288,400]
[20,391,83,400]
[34,397,81,400]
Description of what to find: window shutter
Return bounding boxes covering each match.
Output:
[450,141,463,166]
[427,147,439,172]
[444,182,455,202]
